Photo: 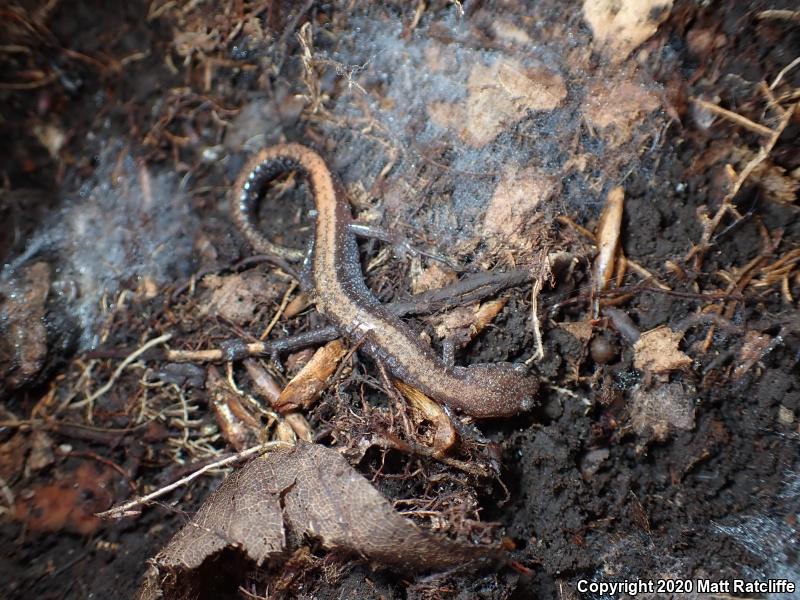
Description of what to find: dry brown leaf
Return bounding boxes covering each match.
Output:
[593,186,625,293]
[14,461,118,535]
[583,0,673,63]
[393,379,458,457]
[199,271,278,324]
[629,382,696,442]
[283,291,311,318]
[137,443,501,599]
[583,80,661,147]
[474,299,509,332]
[749,160,799,204]
[428,59,566,148]
[275,339,348,413]
[633,326,692,373]
[483,165,558,248]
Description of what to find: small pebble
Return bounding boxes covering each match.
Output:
[591,335,618,364]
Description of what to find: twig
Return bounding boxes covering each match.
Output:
[756,9,800,23]
[625,258,671,290]
[67,333,173,410]
[527,278,544,363]
[97,440,292,519]
[387,266,535,316]
[260,280,298,340]
[0,474,14,511]
[556,215,595,241]
[690,97,775,137]
[771,55,800,90]
[686,102,797,266]
[97,266,547,363]
[0,71,58,90]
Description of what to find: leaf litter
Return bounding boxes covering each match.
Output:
[136,442,502,600]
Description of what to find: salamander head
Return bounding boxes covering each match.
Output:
[459,363,539,418]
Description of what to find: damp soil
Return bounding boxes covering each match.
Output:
[1,1,799,599]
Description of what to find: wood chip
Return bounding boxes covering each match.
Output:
[593,186,625,294]
[275,340,348,412]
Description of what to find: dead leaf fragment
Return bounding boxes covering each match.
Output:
[410,261,458,295]
[14,461,118,535]
[394,380,458,457]
[275,340,348,413]
[629,382,695,442]
[583,80,661,147]
[633,326,692,373]
[284,411,313,442]
[747,159,799,204]
[199,271,278,325]
[138,442,501,599]
[429,59,566,148]
[429,299,507,348]
[0,261,51,390]
[483,165,558,247]
[583,0,673,63]
[778,405,795,425]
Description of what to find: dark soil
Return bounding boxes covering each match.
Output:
[1,1,799,599]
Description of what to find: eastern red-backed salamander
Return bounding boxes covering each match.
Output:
[232,143,538,418]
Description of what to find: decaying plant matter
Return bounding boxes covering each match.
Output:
[136,442,503,599]
[1,0,799,598]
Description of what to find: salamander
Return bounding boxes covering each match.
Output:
[232,143,538,418]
